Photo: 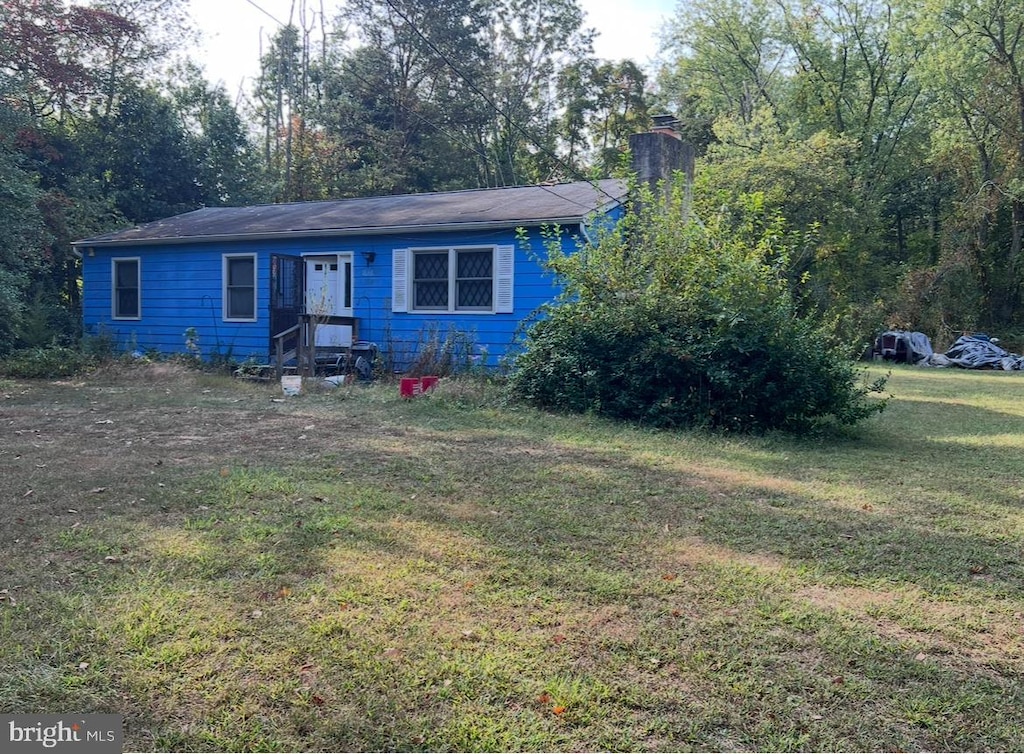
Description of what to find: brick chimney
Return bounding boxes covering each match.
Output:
[629,115,695,202]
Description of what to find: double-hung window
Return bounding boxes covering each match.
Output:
[112,258,140,319]
[393,245,514,314]
[223,254,257,321]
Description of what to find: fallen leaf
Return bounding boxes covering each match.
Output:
[219,467,231,477]
[551,634,567,644]
[552,706,566,716]
[103,556,122,564]
[671,609,683,618]
[832,676,845,685]
[382,647,403,659]
[537,692,552,704]
[90,487,107,494]
[277,586,292,599]
[78,662,90,671]
[662,573,677,581]
[914,652,927,661]
[311,694,325,707]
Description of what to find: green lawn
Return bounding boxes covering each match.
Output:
[1,364,1022,751]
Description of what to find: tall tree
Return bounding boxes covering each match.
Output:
[0,0,139,121]
[660,0,787,131]
[558,58,652,174]
[777,0,925,205]
[658,0,936,332]
[85,0,195,116]
[481,0,596,184]
[0,98,46,354]
[81,83,203,222]
[171,62,267,206]
[330,0,493,192]
[920,0,1024,324]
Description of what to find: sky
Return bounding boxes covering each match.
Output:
[187,0,678,98]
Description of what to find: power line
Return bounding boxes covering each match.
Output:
[241,0,286,27]
[334,64,507,185]
[241,0,506,181]
[380,0,624,207]
[243,0,624,210]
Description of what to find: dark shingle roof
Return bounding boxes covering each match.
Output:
[74,179,627,247]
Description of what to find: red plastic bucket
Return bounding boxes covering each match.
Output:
[399,377,422,398]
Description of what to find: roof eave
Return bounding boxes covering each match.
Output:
[71,215,607,249]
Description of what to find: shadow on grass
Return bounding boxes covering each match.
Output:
[5,374,1024,751]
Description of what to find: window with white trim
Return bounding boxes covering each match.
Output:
[393,246,514,314]
[112,258,140,319]
[223,254,257,321]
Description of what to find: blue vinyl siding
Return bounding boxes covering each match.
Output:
[82,245,271,361]
[81,223,587,368]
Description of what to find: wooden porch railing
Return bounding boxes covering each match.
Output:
[271,315,360,379]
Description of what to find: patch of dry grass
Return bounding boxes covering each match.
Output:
[1,364,1023,751]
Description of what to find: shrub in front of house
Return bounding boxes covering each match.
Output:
[508,183,886,432]
[0,346,97,379]
[509,295,883,432]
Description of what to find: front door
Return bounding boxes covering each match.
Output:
[305,254,353,318]
[305,254,356,351]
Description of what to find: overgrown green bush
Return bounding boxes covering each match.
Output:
[0,346,96,379]
[508,180,887,432]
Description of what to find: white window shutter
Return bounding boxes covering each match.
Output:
[495,245,514,313]
[392,248,409,313]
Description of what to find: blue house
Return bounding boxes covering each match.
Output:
[73,126,693,374]
[73,179,629,373]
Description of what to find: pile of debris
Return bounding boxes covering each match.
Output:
[871,330,1024,371]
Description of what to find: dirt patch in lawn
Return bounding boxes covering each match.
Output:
[1,366,363,546]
